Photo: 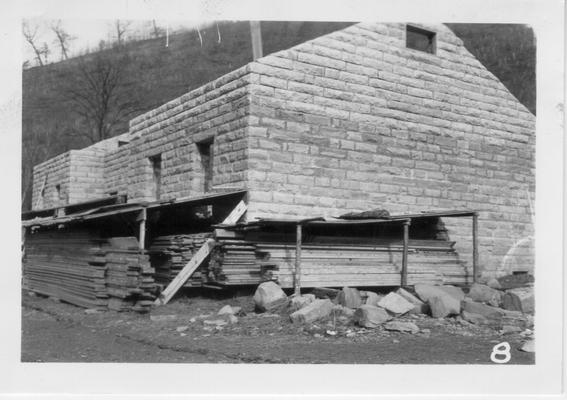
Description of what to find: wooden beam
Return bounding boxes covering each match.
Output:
[222,200,247,224]
[137,208,147,251]
[154,200,247,305]
[472,212,479,283]
[294,223,302,296]
[401,220,410,287]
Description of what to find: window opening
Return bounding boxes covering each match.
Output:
[406,25,436,54]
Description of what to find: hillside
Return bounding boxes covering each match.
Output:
[21,22,536,211]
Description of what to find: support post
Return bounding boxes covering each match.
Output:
[294,223,302,296]
[401,220,410,287]
[472,212,479,283]
[137,208,147,252]
[249,21,263,60]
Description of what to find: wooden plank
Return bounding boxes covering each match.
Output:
[154,201,247,305]
[154,238,215,305]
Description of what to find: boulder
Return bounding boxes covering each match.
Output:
[384,321,420,334]
[378,292,414,315]
[218,305,242,315]
[462,311,489,325]
[501,287,534,314]
[486,278,502,289]
[353,305,391,328]
[519,339,535,353]
[497,273,534,290]
[332,304,355,318]
[461,299,505,320]
[360,291,380,306]
[467,283,502,307]
[429,294,460,318]
[438,285,466,301]
[253,282,288,312]
[289,299,333,324]
[337,287,363,309]
[500,325,522,335]
[414,284,461,317]
[397,288,428,314]
[290,294,316,311]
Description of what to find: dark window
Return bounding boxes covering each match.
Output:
[56,184,64,202]
[197,139,214,192]
[406,25,436,54]
[149,154,162,200]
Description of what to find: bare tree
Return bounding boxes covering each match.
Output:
[151,20,165,38]
[23,21,49,66]
[65,49,140,143]
[50,20,75,60]
[114,20,132,46]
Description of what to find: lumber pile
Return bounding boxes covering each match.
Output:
[148,233,212,287]
[23,230,157,312]
[209,229,470,288]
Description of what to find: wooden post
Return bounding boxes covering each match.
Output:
[401,220,410,287]
[294,223,302,296]
[472,212,479,283]
[137,208,147,251]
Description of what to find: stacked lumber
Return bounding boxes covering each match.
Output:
[23,230,157,312]
[24,230,109,309]
[98,238,157,312]
[148,233,212,286]
[209,229,470,287]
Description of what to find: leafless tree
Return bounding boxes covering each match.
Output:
[23,21,49,66]
[50,20,75,60]
[114,20,132,46]
[65,49,141,143]
[151,20,165,38]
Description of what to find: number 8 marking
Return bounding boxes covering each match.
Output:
[490,342,511,363]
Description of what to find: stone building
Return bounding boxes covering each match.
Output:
[30,22,535,278]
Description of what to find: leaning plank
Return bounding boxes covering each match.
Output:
[154,238,216,305]
[154,200,247,305]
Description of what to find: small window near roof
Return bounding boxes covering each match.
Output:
[406,25,436,54]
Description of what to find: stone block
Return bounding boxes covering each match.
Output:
[384,321,420,334]
[290,294,316,311]
[461,299,505,320]
[353,305,392,328]
[429,294,460,318]
[337,287,363,309]
[378,292,414,315]
[461,310,489,325]
[467,283,502,307]
[501,287,534,314]
[290,299,333,324]
[253,282,288,312]
[360,291,381,306]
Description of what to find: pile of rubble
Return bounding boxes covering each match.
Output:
[249,274,535,352]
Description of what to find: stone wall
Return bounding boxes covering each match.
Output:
[31,152,72,210]
[244,22,535,277]
[102,66,253,202]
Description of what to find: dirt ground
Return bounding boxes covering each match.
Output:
[21,289,535,364]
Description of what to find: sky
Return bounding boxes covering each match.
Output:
[22,18,209,66]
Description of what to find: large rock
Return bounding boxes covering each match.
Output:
[414,284,460,317]
[290,299,333,324]
[462,310,489,325]
[218,305,242,315]
[360,291,380,306]
[397,288,428,314]
[519,339,535,353]
[467,283,502,307]
[501,287,534,314]
[353,305,392,328]
[290,294,316,311]
[337,287,363,309]
[378,292,414,315]
[384,321,419,334]
[438,285,465,301]
[253,282,288,312]
[486,278,502,289]
[497,273,534,290]
[461,299,505,320]
[429,295,460,318]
